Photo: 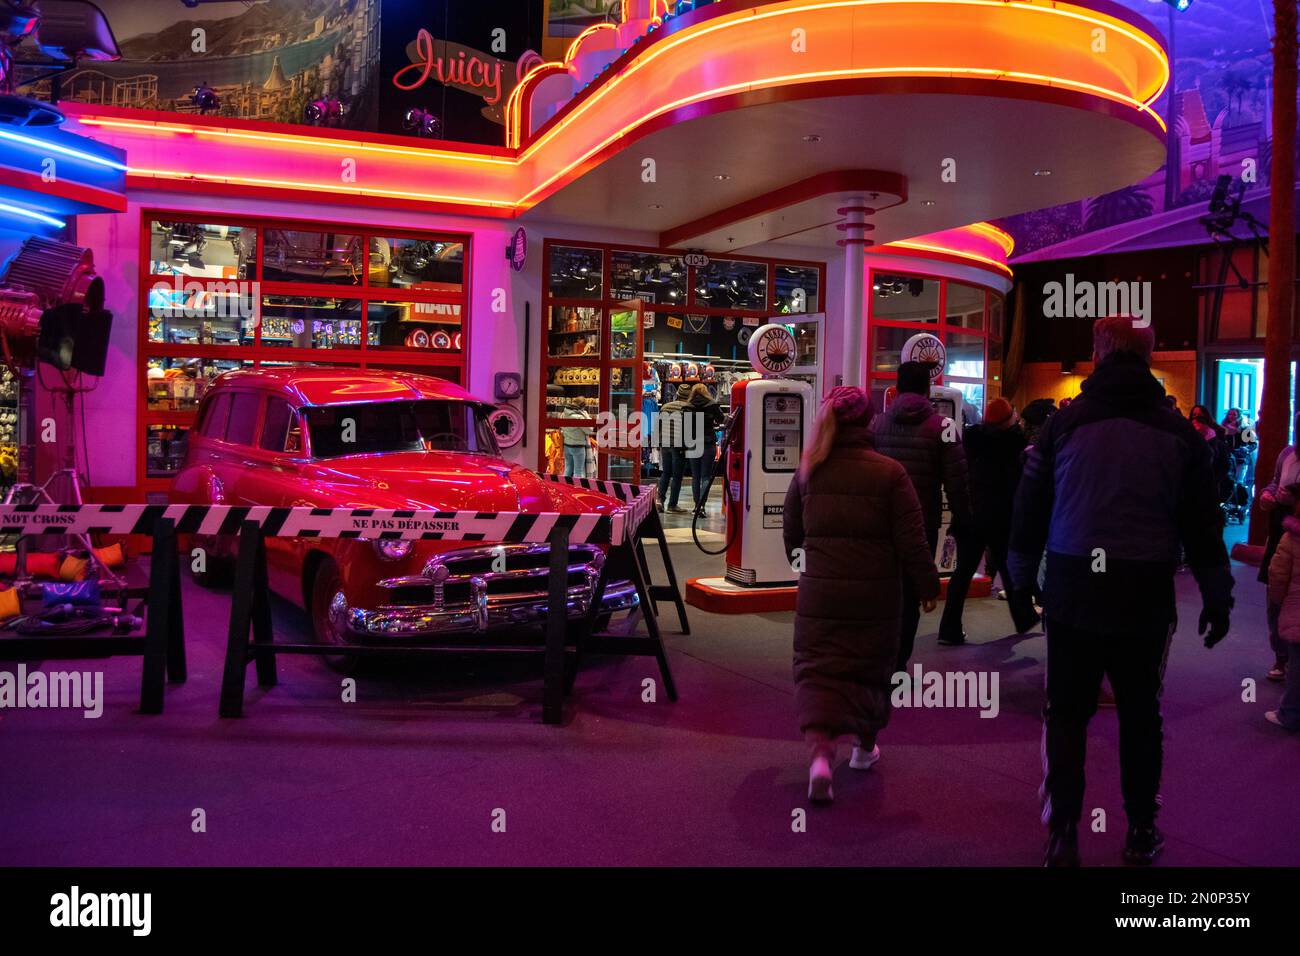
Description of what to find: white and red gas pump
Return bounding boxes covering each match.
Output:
[686,324,813,611]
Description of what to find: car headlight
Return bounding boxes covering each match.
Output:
[372,539,413,561]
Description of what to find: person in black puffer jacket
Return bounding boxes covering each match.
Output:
[871,360,972,669]
[938,397,1039,644]
[1009,317,1233,868]
[685,383,725,515]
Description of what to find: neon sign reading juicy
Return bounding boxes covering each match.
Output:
[393,29,504,106]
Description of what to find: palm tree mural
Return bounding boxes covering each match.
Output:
[1084,185,1155,231]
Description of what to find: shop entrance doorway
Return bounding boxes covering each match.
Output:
[1210,357,1296,444]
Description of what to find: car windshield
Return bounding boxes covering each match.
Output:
[303,399,499,459]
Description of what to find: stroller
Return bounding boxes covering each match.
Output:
[1222,440,1256,525]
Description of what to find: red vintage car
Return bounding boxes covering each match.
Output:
[171,367,637,648]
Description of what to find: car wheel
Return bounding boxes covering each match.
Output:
[309,557,358,673]
[189,534,234,588]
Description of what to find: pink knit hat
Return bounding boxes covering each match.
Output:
[827,386,874,426]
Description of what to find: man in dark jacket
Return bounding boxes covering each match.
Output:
[656,384,692,513]
[1010,317,1233,868]
[938,397,1039,644]
[871,360,973,669]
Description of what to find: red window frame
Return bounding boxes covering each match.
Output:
[865,266,1003,401]
[138,210,472,493]
[539,238,826,480]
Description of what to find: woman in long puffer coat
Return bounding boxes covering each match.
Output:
[783,387,940,803]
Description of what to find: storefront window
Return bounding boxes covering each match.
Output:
[945,331,986,381]
[146,283,255,346]
[260,296,363,349]
[546,366,601,416]
[611,250,685,305]
[145,356,248,412]
[138,215,470,492]
[946,282,985,330]
[262,229,364,285]
[610,307,638,360]
[540,239,822,482]
[787,318,819,367]
[872,274,939,323]
[872,325,915,375]
[145,423,190,478]
[775,264,820,314]
[549,245,604,299]
[548,305,601,358]
[693,258,767,310]
[988,294,1004,340]
[149,220,255,280]
[607,365,638,421]
[368,301,463,353]
[368,237,464,292]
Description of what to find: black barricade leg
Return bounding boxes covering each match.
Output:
[644,509,690,635]
[634,538,659,617]
[139,518,176,714]
[218,522,261,718]
[250,529,277,688]
[625,540,677,701]
[569,562,611,694]
[166,523,187,683]
[542,525,570,725]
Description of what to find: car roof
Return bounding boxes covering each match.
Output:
[207,367,480,407]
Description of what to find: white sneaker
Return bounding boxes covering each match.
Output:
[849,744,881,770]
[808,754,834,802]
[1265,710,1285,728]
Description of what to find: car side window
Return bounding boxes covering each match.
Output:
[201,393,232,439]
[260,398,296,452]
[224,392,262,447]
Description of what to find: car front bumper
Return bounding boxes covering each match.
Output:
[337,579,640,639]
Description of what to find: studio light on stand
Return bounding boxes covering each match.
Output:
[304,96,345,128]
[403,107,440,138]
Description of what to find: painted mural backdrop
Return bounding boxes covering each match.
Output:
[1001,0,1293,259]
[20,0,381,132]
[16,0,542,146]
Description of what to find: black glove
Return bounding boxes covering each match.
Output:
[1199,601,1232,648]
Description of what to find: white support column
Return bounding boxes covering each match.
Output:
[837,199,874,387]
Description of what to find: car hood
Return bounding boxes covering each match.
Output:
[300,451,623,515]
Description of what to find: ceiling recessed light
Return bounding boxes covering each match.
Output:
[648,203,662,209]
[1033,168,1053,177]
[803,134,822,143]
[714,173,731,181]
[920,200,936,207]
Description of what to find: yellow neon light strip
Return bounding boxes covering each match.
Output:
[565,23,618,64]
[517,0,1168,157]
[969,222,1016,256]
[517,63,1166,208]
[885,239,1014,276]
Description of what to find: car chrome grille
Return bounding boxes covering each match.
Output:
[378,543,606,613]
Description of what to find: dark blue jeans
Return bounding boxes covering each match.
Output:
[687,444,716,508]
[657,449,685,508]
